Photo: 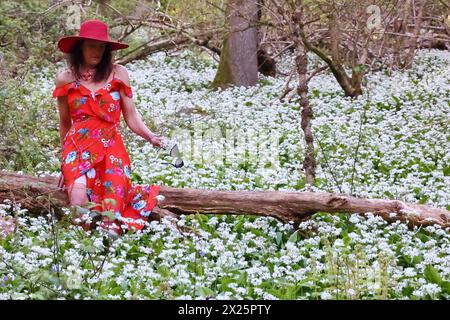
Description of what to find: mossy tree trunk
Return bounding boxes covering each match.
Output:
[211,0,259,89]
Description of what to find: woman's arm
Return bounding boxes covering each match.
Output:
[116,64,162,148]
[55,71,72,150]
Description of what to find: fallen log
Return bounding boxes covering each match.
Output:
[0,171,449,229]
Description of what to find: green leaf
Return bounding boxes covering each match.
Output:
[30,292,46,300]
[353,64,369,74]
[238,271,248,286]
[342,230,351,246]
[413,255,424,265]
[233,218,244,233]
[418,195,429,204]
[84,201,98,209]
[157,266,171,278]
[131,172,142,183]
[197,286,215,297]
[275,232,283,246]
[250,228,265,238]
[418,233,430,243]
[424,265,442,285]
[402,285,414,297]
[440,281,450,294]
[219,276,233,290]
[102,198,117,207]
[100,210,115,221]
[443,166,450,177]
[287,230,299,243]
[81,238,96,253]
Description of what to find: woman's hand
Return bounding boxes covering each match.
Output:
[148,133,164,148]
[57,172,66,191]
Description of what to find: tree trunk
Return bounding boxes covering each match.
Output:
[256,0,277,77]
[1,171,449,229]
[394,0,412,66]
[211,0,259,88]
[295,44,316,190]
[402,0,427,68]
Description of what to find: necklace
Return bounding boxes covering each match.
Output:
[80,67,96,82]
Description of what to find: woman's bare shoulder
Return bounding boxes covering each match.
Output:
[55,69,76,87]
[113,63,131,86]
[114,63,127,71]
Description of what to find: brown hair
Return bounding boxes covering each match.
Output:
[67,39,114,83]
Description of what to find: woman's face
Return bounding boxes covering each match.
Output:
[81,39,106,66]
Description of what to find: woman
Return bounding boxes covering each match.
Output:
[53,19,163,237]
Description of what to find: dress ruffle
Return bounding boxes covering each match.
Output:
[52,78,133,99]
[115,79,133,98]
[52,82,75,97]
[121,184,161,231]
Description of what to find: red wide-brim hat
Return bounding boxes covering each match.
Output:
[57,19,129,53]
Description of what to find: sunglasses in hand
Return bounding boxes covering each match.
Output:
[156,138,184,168]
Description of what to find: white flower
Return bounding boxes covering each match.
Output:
[321,292,332,300]
[334,239,344,247]
[412,289,424,298]
[30,246,52,257]
[404,268,417,277]
[66,271,82,289]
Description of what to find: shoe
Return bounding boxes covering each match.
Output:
[71,206,101,231]
[99,216,122,239]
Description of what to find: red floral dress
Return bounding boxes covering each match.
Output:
[52,69,161,232]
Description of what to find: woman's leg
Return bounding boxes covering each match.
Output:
[68,174,89,206]
[68,174,98,231]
